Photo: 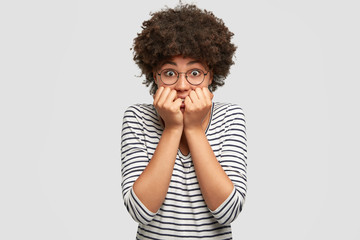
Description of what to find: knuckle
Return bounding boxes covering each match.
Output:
[170,106,177,112]
[163,102,170,109]
[157,101,164,107]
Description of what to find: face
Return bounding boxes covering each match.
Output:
[154,55,213,100]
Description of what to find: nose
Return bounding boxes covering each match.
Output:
[174,73,190,91]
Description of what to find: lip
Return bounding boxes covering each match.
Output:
[177,96,187,108]
[180,99,185,108]
[177,96,186,106]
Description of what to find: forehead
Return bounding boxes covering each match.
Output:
[159,56,207,68]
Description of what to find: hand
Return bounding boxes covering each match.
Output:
[153,87,183,130]
[183,87,213,130]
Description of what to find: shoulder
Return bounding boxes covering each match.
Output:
[123,104,160,126]
[123,103,156,118]
[213,102,246,119]
[212,102,247,135]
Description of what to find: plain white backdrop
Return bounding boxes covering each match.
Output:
[1,0,359,239]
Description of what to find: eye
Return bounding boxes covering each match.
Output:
[163,70,176,77]
[189,69,202,77]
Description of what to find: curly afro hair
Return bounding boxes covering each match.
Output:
[133,4,237,95]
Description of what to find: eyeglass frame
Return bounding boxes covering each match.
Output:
[156,68,210,86]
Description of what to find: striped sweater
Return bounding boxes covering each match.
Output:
[121,102,247,239]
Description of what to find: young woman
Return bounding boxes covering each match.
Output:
[121,4,247,239]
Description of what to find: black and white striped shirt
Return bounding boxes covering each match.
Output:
[121,102,247,239]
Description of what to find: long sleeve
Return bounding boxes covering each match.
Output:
[120,103,247,239]
[121,105,157,225]
[210,104,248,225]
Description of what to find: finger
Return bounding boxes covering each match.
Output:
[164,89,178,109]
[157,87,171,106]
[165,89,177,104]
[173,98,182,108]
[202,87,213,102]
[195,88,205,103]
[189,90,199,103]
[202,87,214,106]
[153,86,164,104]
[184,95,192,106]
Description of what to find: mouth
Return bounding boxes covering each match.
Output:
[180,98,185,108]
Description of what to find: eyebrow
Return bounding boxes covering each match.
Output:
[162,60,203,66]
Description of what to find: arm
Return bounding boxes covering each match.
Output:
[121,87,183,224]
[132,126,182,213]
[184,127,234,211]
[184,88,233,210]
[184,88,248,224]
[133,87,183,213]
[121,105,157,224]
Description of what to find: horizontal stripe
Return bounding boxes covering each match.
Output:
[121,102,247,239]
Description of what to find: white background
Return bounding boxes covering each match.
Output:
[1,0,359,239]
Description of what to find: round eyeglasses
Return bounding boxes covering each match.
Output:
[156,68,209,86]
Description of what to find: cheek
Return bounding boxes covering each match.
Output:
[189,81,210,91]
[199,81,211,89]
[190,86,198,91]
[158,82,176,90]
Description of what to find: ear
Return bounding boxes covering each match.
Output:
[153,72,157,84]
[208,71,213,85]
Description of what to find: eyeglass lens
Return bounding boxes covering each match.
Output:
[159,69,206,85]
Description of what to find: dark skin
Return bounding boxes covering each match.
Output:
[132,56,234,213]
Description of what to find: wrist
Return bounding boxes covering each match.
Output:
[184,125,203,135]
[164,125,183,135]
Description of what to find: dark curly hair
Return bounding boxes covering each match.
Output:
[133,4,237,95]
